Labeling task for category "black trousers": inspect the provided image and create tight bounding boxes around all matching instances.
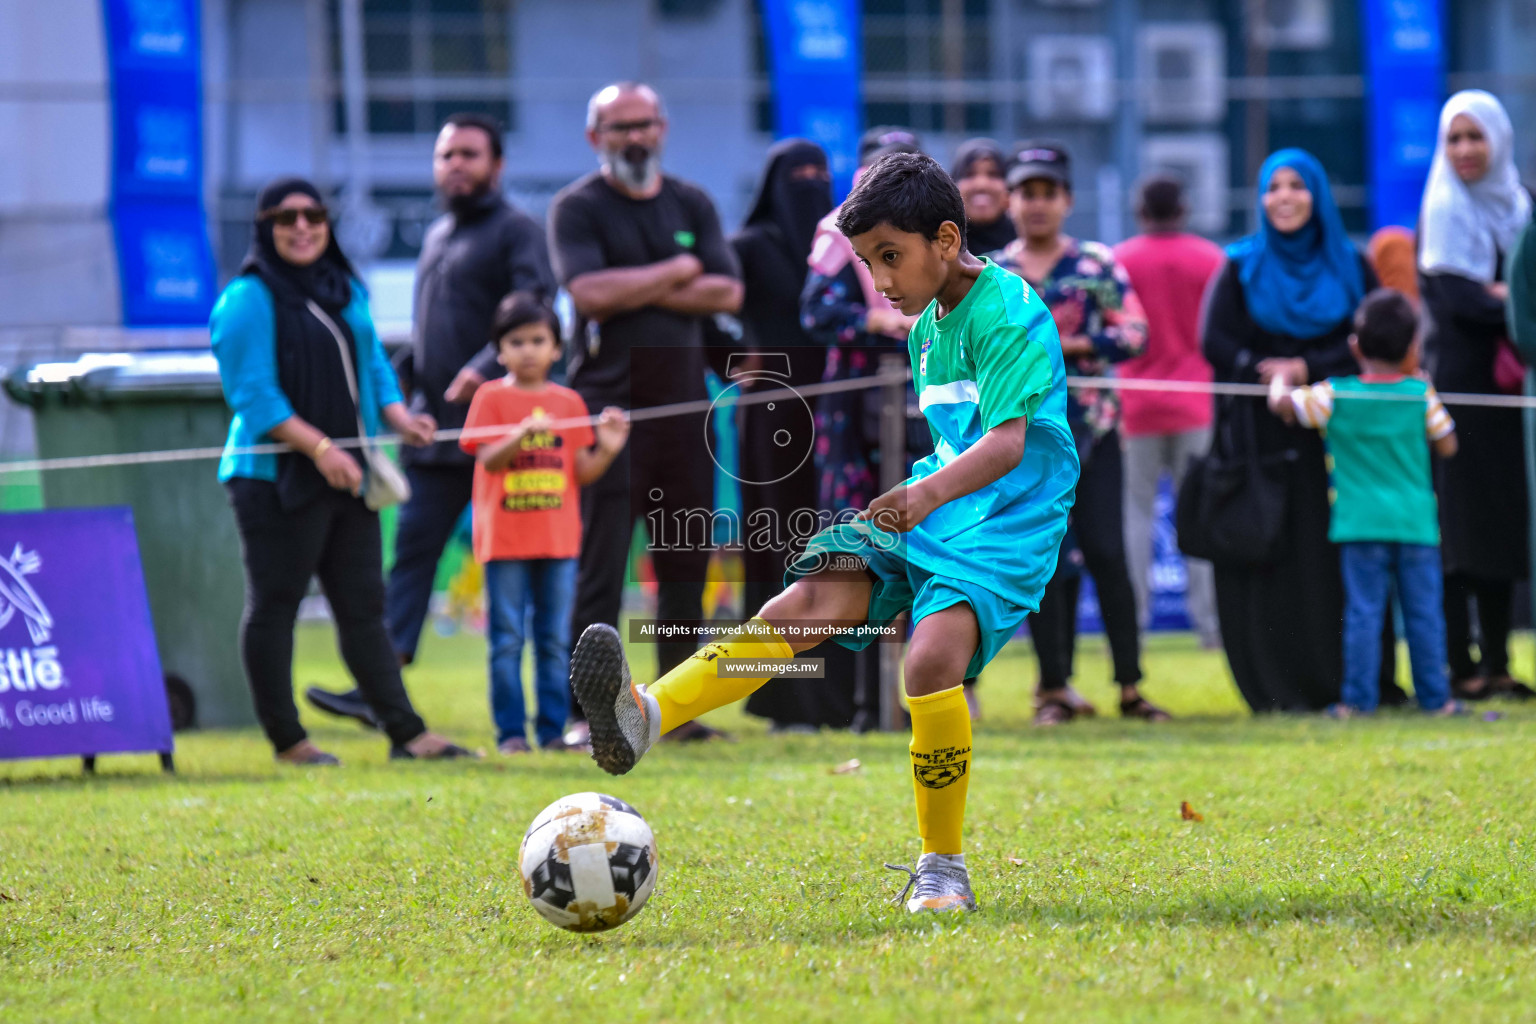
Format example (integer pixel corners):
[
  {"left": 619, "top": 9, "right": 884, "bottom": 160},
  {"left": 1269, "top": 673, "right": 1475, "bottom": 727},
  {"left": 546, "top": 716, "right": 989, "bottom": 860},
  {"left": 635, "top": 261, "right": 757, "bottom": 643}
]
[
  {"left": 1029, "top": 431, "right": 1143, "bottom": 690},
  {"left": 1213, "top": 431, "right": 1343, "bottom": 713},
  {"left": 1444, "top": 572, "right": 1514, "bottom": 680},
  {"left": 739, "top": 346, "right": 827, "bottom": 618},
  {"left": 570, "top": 413, "right": 714, "bottom": 718},
  {"left": 227, "top": 479, "right": 428, "bottom": 751},
  {"left": 736, "top": 347, "right": 860, "bottom": 730},
  {"left": 384, "top": 463, "right": 474, "bottom": 662}
]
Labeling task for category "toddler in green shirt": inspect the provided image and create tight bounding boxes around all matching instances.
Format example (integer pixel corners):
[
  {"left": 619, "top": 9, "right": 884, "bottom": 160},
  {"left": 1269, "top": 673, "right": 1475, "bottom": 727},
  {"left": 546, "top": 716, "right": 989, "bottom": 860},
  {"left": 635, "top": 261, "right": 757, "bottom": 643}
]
[{"left": 1268, "top": 289, "right": 1463, "bottom": 716}]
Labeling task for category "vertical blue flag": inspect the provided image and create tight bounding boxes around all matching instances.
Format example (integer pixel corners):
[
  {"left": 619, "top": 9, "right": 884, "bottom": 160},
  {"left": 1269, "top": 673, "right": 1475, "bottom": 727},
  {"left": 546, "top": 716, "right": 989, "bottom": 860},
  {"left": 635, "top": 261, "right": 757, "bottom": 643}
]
[
  {"left": 761, "top": 0, "right": 863, "bottom": 199},
  {"left": 102, "top": 0, "right": 217, "bottom": 326},
  {"left": 1361, "top": 0, "right": 1445, "bottom": 230}
]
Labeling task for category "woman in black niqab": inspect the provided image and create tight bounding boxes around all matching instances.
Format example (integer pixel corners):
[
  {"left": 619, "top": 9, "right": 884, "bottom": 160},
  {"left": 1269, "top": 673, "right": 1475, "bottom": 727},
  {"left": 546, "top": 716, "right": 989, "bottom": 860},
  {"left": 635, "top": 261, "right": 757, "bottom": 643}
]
[
  {"left": 734, "top": 138, "right": 834, "bottom": 335},
  {"left": 726, "top": 140, "right": 859, "bottom": 731}
]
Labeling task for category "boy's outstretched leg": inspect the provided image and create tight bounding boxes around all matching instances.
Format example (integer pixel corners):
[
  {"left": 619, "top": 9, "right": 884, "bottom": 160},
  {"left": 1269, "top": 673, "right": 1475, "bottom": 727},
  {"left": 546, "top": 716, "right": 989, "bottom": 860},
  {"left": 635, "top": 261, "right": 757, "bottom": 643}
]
[
  {"left": 894, "top": 602, "right": 979, "bottom": 913},
  {"left": 571, "top": 568, "right": 873, "bottom": 775}
]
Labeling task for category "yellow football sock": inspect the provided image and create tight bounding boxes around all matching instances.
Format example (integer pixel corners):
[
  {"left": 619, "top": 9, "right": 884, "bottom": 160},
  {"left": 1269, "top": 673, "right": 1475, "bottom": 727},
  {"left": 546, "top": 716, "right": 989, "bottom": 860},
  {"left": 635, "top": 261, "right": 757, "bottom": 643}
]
[
  {"left": 647, "top": 618, "right": 794, "bottom": 734},
  {"left": 908, "top": 685, "right": 972, "bottom": 855}
]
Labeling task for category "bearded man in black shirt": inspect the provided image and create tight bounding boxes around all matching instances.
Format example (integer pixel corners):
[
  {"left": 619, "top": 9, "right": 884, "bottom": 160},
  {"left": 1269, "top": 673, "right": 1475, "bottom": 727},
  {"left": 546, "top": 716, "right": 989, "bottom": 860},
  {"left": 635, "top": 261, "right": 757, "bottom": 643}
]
[
  {"left": 549, "top": 82, "right": 742, "bottom": 742},
  {"left": 306, "top": 112, "right": 554, "bottom": 729}
]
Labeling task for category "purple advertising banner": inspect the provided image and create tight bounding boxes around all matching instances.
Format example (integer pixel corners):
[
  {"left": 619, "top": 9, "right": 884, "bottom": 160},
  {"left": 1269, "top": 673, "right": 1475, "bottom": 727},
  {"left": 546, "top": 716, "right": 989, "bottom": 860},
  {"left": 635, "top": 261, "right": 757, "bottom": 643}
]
[{"left": 0, "top": 508, "right": 173, "bottom": 761}]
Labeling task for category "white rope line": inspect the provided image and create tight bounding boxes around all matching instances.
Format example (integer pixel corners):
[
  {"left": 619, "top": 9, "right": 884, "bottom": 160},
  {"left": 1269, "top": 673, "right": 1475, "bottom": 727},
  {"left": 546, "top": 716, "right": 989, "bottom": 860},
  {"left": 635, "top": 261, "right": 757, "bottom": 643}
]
[
  {"left": 0, "top": 369, "right": 1529, "bottom": 476},
  {"left": 1063, "top": 375, "right": 1536, "bottom": 408},
  {"left": 0, "top": 370, "right": 905, "bottom": 476}
]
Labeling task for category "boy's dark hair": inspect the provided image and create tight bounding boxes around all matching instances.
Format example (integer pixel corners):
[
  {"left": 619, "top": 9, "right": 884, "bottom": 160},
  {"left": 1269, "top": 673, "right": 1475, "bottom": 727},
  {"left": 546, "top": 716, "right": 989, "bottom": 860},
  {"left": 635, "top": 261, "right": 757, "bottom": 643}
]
[
  {"left": 442, "top": 111, "right": 504, "bottom": 160},
  {"left": 491, "top": 291, "right": 560, "bottom": 344},
  {"left": 836, "top": 152, "right": 967, "bottom": 248},
  {"left": 1137, "top": 175, "right": 1186, "bottom": 224},
  {"left": 1353, "top": 288, "right": 1418, "bottom": 363}
]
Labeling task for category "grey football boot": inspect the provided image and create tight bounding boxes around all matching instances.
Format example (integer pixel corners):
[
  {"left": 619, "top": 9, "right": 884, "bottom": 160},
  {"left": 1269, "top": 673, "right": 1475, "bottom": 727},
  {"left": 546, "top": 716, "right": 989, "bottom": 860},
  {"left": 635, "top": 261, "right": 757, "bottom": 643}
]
[
  {"left": 886, "top": 853, "right": 978, "bottom": 913},
  {"left": 569, "top": 623, "right": 661, "bottom": 775}
]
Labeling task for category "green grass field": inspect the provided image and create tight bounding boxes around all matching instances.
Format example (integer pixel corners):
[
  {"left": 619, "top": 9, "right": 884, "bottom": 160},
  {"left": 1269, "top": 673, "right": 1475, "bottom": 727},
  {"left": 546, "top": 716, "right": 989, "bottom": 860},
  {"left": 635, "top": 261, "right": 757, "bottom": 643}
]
[{"left": 3, "top": 626, "right": 1535, "bottom": 1022}]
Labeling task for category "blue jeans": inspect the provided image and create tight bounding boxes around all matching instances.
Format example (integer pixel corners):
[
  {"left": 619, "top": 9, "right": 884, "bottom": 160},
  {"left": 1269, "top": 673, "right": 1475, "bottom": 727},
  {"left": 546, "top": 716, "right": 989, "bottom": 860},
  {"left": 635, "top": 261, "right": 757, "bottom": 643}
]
[
  {"left": 485, "top": 558, "right": 577, "bottom": 746},
  {"left": 1340, "top": 543, "right": 1450, "bottom": 712}
]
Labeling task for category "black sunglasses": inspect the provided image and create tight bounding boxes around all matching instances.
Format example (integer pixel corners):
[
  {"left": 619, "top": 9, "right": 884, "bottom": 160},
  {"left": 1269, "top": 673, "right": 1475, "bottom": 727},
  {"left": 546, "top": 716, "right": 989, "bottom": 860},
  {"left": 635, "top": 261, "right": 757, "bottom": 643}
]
[{"left": 260, "top": 206, "right": 329, "bottom": 227}]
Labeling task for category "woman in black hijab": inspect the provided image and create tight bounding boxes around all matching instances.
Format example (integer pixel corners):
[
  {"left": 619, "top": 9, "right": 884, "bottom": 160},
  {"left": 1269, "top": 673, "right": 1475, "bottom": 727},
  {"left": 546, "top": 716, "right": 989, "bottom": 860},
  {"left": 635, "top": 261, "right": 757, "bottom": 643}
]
[
  {"left": 211, "top": 177, "right": 473, "bottom": 764},
  {"left": 952, "top": 138, "right": 1016, "bottom": 256},
  {"left": 719, "top": 140, "right": 854, "bottom": 731}
]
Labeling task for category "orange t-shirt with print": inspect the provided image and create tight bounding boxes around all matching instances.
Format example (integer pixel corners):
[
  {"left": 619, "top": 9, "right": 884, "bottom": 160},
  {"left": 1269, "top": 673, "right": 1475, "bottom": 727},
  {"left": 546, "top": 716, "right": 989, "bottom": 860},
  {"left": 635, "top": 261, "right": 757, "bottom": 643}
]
[{"left": 460, "top": 380, "right": 594, "bottom": 563}]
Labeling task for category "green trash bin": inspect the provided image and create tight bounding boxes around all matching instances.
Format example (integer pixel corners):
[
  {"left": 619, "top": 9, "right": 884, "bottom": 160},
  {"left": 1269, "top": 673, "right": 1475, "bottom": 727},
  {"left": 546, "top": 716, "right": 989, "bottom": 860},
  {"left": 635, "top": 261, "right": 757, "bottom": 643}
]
[{"left": 3, "top": 351, "right": 251, "bottom": 730}]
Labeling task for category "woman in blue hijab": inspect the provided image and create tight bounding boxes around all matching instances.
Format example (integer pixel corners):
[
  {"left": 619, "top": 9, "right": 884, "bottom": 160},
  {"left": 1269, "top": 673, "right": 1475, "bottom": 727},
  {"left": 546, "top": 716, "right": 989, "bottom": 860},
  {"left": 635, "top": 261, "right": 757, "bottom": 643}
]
[
  {"left": 1200, "top": 149, "right": 1379, "bottom": 713},
  {"left": 1228, "top": 149, "right": 1365, "bottom": 338}
]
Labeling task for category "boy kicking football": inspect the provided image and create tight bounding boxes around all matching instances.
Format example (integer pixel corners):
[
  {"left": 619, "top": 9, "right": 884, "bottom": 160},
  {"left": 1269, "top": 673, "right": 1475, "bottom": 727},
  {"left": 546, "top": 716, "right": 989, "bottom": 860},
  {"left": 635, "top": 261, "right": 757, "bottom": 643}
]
[{"left": 571, "top": 153, "right": 1079, "bottom": 913}]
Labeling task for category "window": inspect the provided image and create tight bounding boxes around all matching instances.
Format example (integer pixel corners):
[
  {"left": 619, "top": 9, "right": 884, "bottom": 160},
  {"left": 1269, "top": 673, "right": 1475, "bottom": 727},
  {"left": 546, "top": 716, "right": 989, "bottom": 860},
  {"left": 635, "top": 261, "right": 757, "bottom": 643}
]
[
  {"left": 330, "top": 0, "right": 513, "bottom": 136},
  {"left": 657, "top": 0, "right": 723, "bottom": 18},
  {"left": 747, "top": 0, "right": 995, "bottom": 137},
  {"left": 863, "top": 0, "right": 991, "bottom": 78},
  {"left": 863, "top": 0, "right": 992, "bottom": 134}
]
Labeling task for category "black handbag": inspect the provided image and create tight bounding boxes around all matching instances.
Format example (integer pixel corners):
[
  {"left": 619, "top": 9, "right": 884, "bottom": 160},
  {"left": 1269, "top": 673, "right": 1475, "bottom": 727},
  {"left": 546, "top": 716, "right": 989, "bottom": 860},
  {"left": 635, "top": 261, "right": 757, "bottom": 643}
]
[{"left": 1176, "top": 388, "right": 1297, "bottom": 566}]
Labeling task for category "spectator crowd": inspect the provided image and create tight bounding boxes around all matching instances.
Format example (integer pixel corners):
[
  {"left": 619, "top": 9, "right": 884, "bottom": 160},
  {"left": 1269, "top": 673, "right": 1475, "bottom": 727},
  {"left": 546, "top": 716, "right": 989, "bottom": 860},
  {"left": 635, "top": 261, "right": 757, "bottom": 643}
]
[{"left": 208, "top": 82, "right": 1536, "bottom": 764}]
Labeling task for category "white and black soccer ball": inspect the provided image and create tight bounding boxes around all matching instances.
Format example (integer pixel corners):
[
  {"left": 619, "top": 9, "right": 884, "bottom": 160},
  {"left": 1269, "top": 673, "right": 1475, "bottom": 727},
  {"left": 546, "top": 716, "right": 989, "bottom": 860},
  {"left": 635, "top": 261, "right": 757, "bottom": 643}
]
[{"left": 519, "top": 792, "right": 658, "bottom": 933}]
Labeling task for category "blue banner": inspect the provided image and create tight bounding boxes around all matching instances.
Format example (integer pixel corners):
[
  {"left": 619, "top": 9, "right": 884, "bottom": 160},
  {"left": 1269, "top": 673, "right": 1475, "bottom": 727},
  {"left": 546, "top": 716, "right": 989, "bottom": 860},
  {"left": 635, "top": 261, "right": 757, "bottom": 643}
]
[
  {"left": 102, "top": 0, "right": 216, "bottom": 325},
  {"left": 761, "top": 0, "right": 863, "bottom": 199},
  {"left": 1362, "top": 0, "right": 1445, "bottom": 229}
]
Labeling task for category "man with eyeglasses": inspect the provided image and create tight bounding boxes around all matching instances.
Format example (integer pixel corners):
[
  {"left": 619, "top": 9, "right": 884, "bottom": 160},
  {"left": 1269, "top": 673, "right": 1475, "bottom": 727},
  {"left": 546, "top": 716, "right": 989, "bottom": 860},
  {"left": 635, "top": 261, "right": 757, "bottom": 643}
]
[
  {"left": 548, "top": 82, "right": 742, "bottom": 744},
  {"left": 306, "top": 111, "right": 555, "bottom": 730}
]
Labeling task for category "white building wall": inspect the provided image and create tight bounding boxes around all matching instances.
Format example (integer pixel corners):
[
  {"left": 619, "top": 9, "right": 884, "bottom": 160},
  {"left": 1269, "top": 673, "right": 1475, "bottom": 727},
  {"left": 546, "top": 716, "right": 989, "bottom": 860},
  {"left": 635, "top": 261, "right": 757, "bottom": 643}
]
[
  {"left": 221, "top": 0, "right": 329, "bottom": 191},
  {"left": 0, "top": 0, "right": 121, "bottom": 330},
  {"left": 209, "top": 0, "right": 765, "bottom": 240}
]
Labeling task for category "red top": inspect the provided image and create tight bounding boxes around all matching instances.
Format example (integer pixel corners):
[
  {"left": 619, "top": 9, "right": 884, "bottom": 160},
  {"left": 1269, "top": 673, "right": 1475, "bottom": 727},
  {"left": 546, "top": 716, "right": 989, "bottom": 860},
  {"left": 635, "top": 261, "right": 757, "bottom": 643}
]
[
  {"left": 460, "top": 380, "right": 593, "bottom": 563},
  {"left": 1112, "top": 232, "right": 1226, "bottom": 437}
]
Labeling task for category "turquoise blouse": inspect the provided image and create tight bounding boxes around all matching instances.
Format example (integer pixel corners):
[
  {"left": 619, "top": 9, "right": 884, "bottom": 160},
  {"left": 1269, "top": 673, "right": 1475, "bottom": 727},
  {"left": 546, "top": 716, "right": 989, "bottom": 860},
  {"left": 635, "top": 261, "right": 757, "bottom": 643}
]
[{"left": 209, "top": 276, "right": 402, "bottom": 482}]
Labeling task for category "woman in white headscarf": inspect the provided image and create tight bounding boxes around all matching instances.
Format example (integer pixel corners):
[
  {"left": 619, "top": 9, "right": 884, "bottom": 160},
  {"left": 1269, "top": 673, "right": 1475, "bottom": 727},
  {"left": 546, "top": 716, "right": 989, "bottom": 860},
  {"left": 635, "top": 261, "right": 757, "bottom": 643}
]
[{"left": 1419, "top": 89, "right": 1534, "bottom": 701}]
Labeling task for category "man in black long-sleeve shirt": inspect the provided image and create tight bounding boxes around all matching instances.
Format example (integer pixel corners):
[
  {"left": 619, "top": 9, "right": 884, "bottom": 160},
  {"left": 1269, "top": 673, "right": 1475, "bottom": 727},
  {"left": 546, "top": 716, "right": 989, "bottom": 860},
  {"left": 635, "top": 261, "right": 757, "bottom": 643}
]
[
  {"left": 307, "top": 113, "right": 554, "bottom": 727},
  {"left": 394, "top": 113, "right": 555, "bottom": 652}
]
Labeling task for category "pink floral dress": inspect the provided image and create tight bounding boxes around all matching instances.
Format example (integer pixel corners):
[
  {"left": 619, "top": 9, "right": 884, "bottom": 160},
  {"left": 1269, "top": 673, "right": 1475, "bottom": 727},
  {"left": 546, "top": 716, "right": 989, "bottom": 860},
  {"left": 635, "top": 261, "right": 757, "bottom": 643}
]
[{"left": 995, "top": 238, "right": 1149, "bottom": 437}]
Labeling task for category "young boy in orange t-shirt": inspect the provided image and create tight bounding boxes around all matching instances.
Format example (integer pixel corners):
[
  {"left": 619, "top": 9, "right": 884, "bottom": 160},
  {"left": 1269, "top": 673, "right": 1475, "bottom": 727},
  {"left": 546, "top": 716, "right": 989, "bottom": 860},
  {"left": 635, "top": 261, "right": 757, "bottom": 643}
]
[{"left": 461, "top": 293, "right": 628, "bottom": 754}]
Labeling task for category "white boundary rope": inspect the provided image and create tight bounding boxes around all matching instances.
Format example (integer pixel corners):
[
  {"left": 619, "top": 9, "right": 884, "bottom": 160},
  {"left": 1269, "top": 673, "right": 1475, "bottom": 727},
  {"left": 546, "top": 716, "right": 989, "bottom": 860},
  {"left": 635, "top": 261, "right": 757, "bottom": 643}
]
[
  {"left": 0, "top": 370, "right": 900, "bottom": 475},
  {"left": 1, "top": 369, "right": 1530, "bottom": 476},
  {"left": 1073, "top": 375, "right": 1536, "bottom": 408}
]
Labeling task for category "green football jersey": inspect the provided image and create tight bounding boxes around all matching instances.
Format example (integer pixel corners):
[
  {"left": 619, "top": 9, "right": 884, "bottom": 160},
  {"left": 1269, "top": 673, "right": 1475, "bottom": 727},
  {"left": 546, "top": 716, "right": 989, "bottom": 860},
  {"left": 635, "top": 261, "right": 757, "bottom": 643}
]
[
  {"left": 897, "top": 258, "right": 1079, "bottom": 608},
  {"left": 1290, "top": 375, "right": 1453, "bottom": 546}
]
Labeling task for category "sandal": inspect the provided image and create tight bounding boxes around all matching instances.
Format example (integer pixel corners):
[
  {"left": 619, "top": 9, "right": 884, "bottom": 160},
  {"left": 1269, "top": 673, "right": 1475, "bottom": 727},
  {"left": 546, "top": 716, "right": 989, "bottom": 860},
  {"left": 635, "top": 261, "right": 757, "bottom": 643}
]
[
  {"left": 1454, "top": 676, "right": 1536, "bottom": 701},
  {"left": 390, "top": 741, "right": 480, "bottom": 761},
  {"left": 1452, "top": 676, "right": 1493, "bottom": 701},
  {"left": 275, "top": 743, "right": 340, "bottom": 766},
  {"left": 1036, "top": 686, "right": 1096, "bottom": 716},
  {"left": 1032, "top": 701, "right": 1075, "bottom": 726},
  {"left": 1488, "top": 676, "right": 1536, "bottom": 701},
  {"left": 1119, "top": 696, "right": 1172, "bottom": 722}
]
